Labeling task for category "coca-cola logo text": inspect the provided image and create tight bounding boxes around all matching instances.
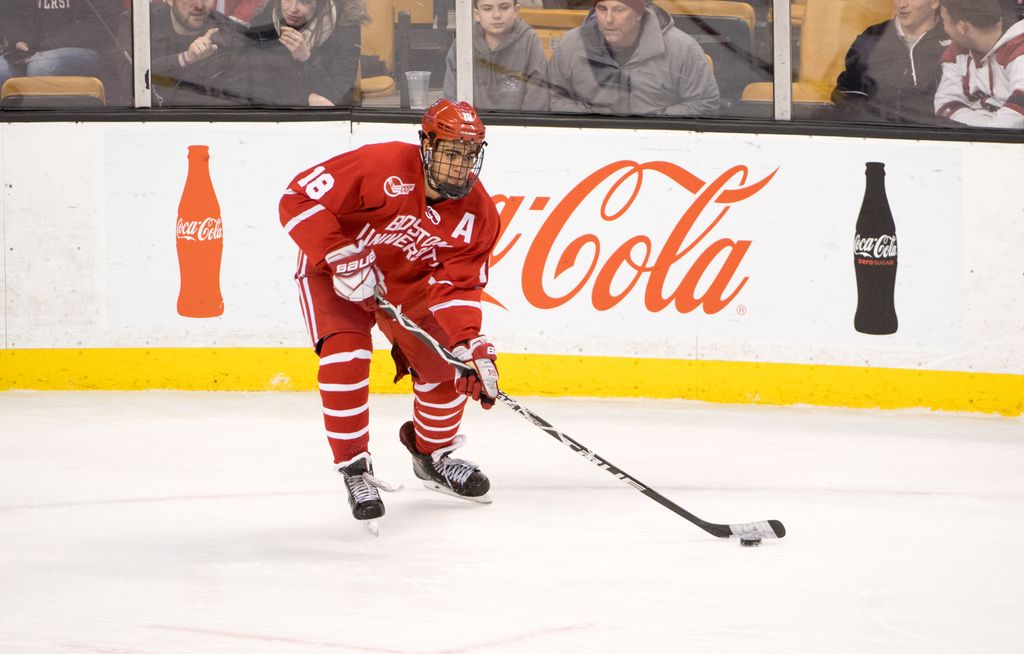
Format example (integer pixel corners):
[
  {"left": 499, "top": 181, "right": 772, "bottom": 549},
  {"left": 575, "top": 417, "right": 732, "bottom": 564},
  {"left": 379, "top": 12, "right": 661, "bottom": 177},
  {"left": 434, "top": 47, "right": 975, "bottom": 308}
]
[
  {"left": 854, "top": 234, "right": 897, "bottom": 260},
  {"left": 177, "top": 217, "right": 223, "bottom": 241},
  {"left": 489, "top": 161, "right": 776, "bottom": 314}
]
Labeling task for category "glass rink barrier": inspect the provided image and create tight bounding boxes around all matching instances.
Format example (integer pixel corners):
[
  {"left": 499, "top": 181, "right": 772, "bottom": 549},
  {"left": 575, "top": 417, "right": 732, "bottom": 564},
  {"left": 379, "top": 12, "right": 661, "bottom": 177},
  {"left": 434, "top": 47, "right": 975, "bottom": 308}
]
[{"left": 0, "top": 0, "right": 1020, "bottom": 132}]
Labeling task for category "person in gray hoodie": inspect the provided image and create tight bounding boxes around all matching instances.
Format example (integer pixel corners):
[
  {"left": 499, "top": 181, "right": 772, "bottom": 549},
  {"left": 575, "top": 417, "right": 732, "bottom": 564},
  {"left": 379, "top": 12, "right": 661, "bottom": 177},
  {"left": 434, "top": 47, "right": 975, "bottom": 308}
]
[
  {"left": 548, "top": 0, "right": 718, "bottom": 116},
  {"left": 443, "top": 0, "right": 548, "bottom": 111}
]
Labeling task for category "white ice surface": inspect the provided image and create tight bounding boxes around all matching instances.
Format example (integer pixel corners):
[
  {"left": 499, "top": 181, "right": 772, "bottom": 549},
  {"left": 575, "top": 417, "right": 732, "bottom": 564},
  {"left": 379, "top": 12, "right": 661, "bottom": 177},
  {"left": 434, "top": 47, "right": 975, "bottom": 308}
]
[{"left": 1, "top": 391, "right": 1022, "bottom": 653}]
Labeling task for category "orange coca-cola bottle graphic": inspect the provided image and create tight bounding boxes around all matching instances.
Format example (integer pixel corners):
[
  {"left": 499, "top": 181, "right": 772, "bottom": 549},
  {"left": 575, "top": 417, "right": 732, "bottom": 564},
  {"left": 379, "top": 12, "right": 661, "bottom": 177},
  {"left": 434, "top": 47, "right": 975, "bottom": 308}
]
[{"left": 176, "top": 145, "right": 224, "bottom": 317}]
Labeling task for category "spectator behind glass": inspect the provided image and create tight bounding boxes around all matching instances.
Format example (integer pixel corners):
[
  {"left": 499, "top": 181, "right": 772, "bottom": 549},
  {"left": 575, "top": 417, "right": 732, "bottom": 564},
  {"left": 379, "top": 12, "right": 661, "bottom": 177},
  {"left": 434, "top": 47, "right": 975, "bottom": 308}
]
[
  {"left": 442, "top": 0, "right": 548, "bottom": 112},
  {"left": 243, "top": 0, "right": 365, "bottom": 107},
  {"left": 149, "top": 0, "right": 249, "bottom": 106},
  {"left": 935, "top": 0, "right": 1024, "bottom": 128},
  {"left": 0, "top": 0, "right": 119, "bottom": 90},
  {"left": 547, "top": 0, "right": 718, "bottom": 116},
  {"left": 832, "top": 0, "right": 949, "bottom": 125}
]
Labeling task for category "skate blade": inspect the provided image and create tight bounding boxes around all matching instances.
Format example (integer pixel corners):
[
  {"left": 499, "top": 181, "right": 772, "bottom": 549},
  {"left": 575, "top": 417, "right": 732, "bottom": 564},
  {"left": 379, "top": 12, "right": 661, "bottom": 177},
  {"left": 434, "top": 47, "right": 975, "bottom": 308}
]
[
  {"left": 421, "top": 480, "right": 492, "bottom": 504},
  {"left": 364, "top": 519, "right": 382, "bottom": 536}
]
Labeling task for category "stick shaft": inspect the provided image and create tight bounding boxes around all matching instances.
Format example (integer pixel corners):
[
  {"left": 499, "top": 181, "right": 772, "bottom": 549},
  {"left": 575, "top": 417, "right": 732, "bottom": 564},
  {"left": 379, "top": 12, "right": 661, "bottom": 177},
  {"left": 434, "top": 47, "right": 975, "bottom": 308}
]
[{"left": 373, "top": 292, "right": 784, "bottom": 540}]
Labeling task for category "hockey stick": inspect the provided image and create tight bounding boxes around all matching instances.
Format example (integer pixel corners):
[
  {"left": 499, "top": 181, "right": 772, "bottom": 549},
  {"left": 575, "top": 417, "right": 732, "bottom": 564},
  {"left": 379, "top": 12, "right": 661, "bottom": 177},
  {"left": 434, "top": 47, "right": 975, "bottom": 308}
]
[{"left": 374, "top": 290, "right": 786, "bottom": 541}]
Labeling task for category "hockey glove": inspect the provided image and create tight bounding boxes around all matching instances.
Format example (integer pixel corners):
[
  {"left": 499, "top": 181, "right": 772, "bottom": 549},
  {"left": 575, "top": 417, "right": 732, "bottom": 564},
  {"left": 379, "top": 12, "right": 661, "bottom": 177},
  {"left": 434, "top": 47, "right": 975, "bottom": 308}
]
[
  {"left": 452, "top": 336, "right": 499, "bottom": 409},
  {"left": 325, "top": 244, "right": 385, "bottom": 311}
]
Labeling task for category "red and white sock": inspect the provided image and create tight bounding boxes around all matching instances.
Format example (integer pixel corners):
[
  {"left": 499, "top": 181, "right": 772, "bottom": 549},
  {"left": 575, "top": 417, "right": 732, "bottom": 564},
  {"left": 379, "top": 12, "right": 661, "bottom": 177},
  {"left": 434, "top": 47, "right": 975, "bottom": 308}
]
[
  {"left": 411, "top": 380, "right": 466, "bottom": 455},
  {"left": 318, "top": 332, "right": 372, "bottom": 467}
]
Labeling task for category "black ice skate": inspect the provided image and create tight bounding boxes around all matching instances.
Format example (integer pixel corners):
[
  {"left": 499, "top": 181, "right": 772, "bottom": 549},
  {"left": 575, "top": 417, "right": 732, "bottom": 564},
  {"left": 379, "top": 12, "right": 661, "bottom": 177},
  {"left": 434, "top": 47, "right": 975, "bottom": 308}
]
[
  {"left": 337, "top": 453, "right": 401, "bottom": 535},
  {"left": 399, "top": 421, "right": 492, "bottom": 503}
]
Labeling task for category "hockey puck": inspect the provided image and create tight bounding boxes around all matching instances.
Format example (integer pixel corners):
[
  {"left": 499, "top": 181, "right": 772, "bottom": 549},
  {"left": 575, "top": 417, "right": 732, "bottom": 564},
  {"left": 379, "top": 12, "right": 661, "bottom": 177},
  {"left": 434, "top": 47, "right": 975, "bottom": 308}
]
[{"left": 739, "top": 537, "right": 762, "bottom": 547}]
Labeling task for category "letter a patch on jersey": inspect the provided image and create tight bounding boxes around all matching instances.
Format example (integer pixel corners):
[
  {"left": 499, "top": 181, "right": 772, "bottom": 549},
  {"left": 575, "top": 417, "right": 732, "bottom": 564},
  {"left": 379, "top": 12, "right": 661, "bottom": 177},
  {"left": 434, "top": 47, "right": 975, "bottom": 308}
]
[{"left": 451, "top": 212, "right": 476, "bottom": 244}]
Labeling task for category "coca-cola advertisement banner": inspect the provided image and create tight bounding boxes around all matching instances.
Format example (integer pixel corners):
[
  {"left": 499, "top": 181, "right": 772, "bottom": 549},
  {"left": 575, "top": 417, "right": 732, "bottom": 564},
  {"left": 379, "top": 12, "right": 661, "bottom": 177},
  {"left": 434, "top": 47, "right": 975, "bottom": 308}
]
[{"left": 101, "top": 123, "right": 965, "bottom": 371}]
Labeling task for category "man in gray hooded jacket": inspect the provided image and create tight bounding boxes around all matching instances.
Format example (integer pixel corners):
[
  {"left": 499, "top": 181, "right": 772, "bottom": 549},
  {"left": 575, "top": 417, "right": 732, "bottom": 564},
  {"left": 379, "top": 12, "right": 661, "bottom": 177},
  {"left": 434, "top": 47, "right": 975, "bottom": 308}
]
[
  {"left": 548, "top": 0, "right": 718, "bottom": 116},
  {"left": 443, "top": 0, "right": 549, "bottom": 111}
]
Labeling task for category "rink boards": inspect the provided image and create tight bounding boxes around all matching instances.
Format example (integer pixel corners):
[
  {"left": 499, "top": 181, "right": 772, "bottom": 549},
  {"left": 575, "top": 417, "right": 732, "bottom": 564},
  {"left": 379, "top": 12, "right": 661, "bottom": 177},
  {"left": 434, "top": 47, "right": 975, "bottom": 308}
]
[{"left": 0, "top": 121, "right": 1021, "bottom": 414}]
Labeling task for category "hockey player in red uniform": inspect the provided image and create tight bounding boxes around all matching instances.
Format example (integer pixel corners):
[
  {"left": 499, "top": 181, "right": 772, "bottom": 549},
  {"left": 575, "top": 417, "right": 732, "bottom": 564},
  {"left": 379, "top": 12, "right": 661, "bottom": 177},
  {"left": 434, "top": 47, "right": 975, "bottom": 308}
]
[{"left": 279, "top": 99, "right": 501, "bottom": 531}]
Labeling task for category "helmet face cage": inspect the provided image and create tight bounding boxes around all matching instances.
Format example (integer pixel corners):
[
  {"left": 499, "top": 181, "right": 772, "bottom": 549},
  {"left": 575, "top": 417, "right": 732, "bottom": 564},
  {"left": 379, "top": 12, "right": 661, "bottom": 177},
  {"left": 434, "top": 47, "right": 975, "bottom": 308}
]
[
  {"left": 420, "top": 135, "right": 486, "bottom": 200},
  {"left": 419, "top": 99, "right": 487, "bottom": 200}
]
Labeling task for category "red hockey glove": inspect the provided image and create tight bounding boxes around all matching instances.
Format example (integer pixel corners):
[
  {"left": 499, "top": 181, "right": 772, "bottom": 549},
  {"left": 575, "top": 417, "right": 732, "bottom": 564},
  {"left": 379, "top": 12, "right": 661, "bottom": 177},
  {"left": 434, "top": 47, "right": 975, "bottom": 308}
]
[
  {"left": 324, "top": 244, "right": 385, "bottom": 311},
  {"left": 452, "top": 336, "right": 499, "bottom": 409}
]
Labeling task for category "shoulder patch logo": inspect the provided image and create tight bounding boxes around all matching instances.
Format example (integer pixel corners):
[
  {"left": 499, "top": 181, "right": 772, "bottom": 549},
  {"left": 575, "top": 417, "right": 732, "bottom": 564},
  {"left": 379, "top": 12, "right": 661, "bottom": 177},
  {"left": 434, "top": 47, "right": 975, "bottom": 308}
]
[
  {"left": 425, "top": 206, "right": 441, "bottom": 226},
  {"left": 384, "top": 176, "right": 416, "bottom": 197}
]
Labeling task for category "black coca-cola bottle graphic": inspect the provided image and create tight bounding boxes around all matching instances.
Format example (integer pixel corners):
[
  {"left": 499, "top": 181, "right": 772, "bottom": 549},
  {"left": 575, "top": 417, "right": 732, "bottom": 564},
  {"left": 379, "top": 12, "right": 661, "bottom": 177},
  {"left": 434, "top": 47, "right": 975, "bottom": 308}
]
[{"left": 854, "top": 162, "right": 898, "bottom": 334}]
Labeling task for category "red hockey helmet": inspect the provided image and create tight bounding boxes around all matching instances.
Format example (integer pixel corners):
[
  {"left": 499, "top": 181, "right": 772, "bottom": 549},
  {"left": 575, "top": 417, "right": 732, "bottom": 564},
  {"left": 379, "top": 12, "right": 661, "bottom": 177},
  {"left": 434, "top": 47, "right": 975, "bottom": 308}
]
[
  {"left": 421, "top": 98, "right": 486, "bottom": 144},
  {"left": 419, "top": 99, "right": 487, "bottom": 199}
]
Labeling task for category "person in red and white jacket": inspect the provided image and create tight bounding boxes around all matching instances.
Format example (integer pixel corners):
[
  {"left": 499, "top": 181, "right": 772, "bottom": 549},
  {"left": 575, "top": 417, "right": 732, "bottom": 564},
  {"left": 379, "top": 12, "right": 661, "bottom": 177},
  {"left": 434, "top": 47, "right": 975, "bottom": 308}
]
[
  {"left": 279, "top": 99, "right": 501, "bottom": 530},
  {"left": 934, "top": 0, "right": 1024, "bottom": 128}
]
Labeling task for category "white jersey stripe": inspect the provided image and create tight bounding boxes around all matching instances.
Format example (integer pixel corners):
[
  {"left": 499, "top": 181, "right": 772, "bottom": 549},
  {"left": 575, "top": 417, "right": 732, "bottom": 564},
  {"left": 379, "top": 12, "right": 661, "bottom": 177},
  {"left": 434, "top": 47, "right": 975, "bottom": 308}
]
[
  {"left": 296, "top": 278, "right": 312, "bottom": 342},
  {"left": 429, "top": 299, "right": 482, "bottom": 313},
  {"left": 320, "top": 350, "right": 373, "bottom": 366},
  {"left": 284, "top": 203, "right": 330, "bottom": 234},
  {"left": 319, "top": 380, "right": 370, "bottom": 392},
  {"left": 295, "top": 253, "right": 319, "bottom": 344},
  {"left": 416, "top": 409, "right": 461, "bottom": 421},
  {"left": 299, "top": 275, "right": 318, "bottom": 344},
  {"left": 415, "top": 429, "right": 456, "bottom": 444},
  {"left": 413, "top": 381, "right": 441, "bottom": 392},
  {"left": 416, "top": 395, "right": 467, "bottom": 410},
  {"left": 326, "top": 425, "right": 370, "bottom": 441},
  {"left": 413, "top": 417, "right": 457, "bottom": 433},
  {"left": 323, "top": 403, "right": 370, "bottom": 418}
]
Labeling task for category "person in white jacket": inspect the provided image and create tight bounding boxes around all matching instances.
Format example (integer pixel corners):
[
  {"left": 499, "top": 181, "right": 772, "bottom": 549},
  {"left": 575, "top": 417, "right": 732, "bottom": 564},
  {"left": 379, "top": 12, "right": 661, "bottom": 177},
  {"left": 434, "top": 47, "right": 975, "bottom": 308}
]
[{"left": 934, "top": 0, "right": 1024, "bottom": 128}]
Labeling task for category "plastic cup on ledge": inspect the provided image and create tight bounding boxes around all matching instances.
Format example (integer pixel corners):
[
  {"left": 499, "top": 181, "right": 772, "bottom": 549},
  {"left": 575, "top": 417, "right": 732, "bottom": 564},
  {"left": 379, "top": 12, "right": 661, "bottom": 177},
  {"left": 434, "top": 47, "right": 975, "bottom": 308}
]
[{"left": 405, "top": 71, "right": 431, "bottom": 110}]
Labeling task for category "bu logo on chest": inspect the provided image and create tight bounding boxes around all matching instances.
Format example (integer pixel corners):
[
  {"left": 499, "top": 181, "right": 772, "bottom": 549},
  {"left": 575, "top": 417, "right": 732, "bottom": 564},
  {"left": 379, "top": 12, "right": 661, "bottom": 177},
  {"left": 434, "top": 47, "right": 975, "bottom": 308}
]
[{"left": 356, "top": 211, "right": 476, "bottom": 266}]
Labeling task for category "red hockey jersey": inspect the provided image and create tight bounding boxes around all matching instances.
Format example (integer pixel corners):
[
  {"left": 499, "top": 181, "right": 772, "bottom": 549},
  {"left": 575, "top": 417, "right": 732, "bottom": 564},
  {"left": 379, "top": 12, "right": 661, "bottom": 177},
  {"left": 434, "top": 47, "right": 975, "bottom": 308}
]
[{"left": 279, "top": 141, "right": 500, "bottom": 347}]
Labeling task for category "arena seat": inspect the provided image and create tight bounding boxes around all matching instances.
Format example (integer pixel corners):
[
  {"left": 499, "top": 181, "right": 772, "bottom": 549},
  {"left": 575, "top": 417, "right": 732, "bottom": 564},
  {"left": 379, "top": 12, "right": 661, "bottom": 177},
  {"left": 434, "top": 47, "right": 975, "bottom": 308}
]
[
  {"left": 393, "top": 0, "right": 434, "bottom": 24},
  {"left": 654, "top": 0, "right": 758, "bottom": 108},
  {"left": 354, "top": 59, "right": 396, "bottom": 104},
  {"left": 0, "top": 76, "right": 106, "bottom": 108},
  {"left": 740, "top": 0, "right": 893, "bottom": 107},
  {"left": 654, "top": 0, "right": 755, "bottom": 34},
  {"left": 517, "top": 8, "right": 588, "bottom": 59},
  {"left": 359, "top": 1, "right": 438, "bottom": 105},
  {"left": 767, "top": 0, "right": 805, "bottom": 26},
  {"left": 361, "top": 1, "right": 397, "bottom": 76},
  {"left": 517, "top": 7, "right": 589, "bottom": 29},
  {"left": 391, "top": 8, "right": 455, "bottom": 108}
]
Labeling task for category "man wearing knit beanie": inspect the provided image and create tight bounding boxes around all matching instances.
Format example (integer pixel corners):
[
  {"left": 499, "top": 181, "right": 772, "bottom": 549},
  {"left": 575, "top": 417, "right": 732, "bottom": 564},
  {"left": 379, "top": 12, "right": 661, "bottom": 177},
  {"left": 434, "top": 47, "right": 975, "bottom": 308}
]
[
  {"left": 593, "top": 0, "right": 648, "bottom": 48},
  {"left": 596, "top": 0, "right": 646, "bottom": 13},
  {"left": 548, "top": 0, "right": 718, "bottom": 116}
]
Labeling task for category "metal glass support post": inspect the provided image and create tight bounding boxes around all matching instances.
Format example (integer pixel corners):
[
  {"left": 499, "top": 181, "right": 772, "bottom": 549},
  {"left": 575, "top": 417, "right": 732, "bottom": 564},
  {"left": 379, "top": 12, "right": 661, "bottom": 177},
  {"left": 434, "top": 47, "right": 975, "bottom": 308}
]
[
  {"left": 131, "top": 0, "right": 152, "bottom": 108},
  {"left": 771, "top": 0, "right": 792, "bottom": 121},
  {"left": 454, "top": 0, "right": 474, "bottom": 105}
]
